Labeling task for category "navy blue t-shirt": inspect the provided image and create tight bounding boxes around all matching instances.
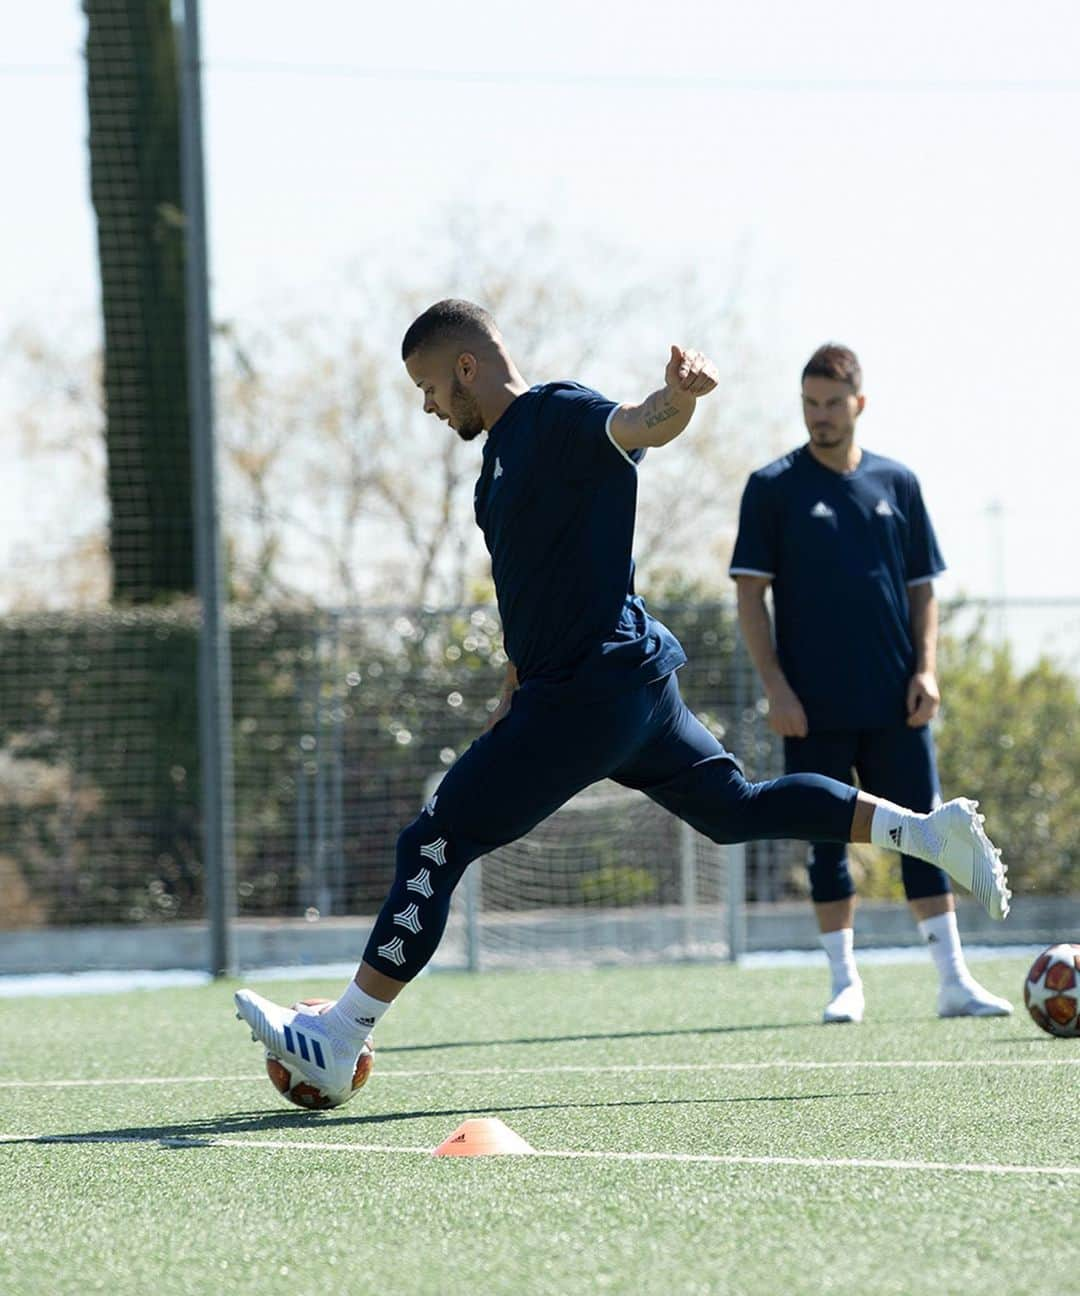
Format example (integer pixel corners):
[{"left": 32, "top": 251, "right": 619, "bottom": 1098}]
[
  {"left": 729, "top": 446, "right": 945, "bottom": 730},
  {"left": 475, "top": 382, "right": 685, "bottom": 699}
]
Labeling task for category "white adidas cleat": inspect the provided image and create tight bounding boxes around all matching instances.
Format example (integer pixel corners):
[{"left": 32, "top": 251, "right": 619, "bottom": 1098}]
[
  {"left": 234, "top": 988, "right": 365, "bottom": 1103},
  {"left": 930, "top": 798, "right": 1011, "bottom": 920},
  {"left": 823, "top": 981, "right": 865, "bottom": 1024},
  {"left": 937, "top": 979, "right": 1014, "bottom": 1019}
]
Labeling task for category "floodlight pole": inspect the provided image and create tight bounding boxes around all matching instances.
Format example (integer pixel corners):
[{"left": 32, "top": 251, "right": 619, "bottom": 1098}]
[{"left": 178, "top": 0, "right": 237, "bottom": 978}]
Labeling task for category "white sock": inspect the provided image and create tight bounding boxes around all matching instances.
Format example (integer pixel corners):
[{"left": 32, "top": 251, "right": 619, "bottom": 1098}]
[
  {"left": 821, "top": 928, "right": 859, "bottom": 994},
  {"left": 918, "top": 910, "right": 969, "bottom": 988},
  {"left": 321, "top": 979, "right": 392, "bottom": 1047},
  {"left": 870, "top": 800, "right": 942, "bottom": 863}
]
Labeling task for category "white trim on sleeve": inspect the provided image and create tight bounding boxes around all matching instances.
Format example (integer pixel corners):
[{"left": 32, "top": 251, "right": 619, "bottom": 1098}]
[
  {"left": 905, "top": 572, "right": 944, "bottom": 587},
  {"left": 605, "top": 406, "right": 637, "bottom": 466},
  {"left": 729, "top": 567, "right": 775, "bottom": 580}
]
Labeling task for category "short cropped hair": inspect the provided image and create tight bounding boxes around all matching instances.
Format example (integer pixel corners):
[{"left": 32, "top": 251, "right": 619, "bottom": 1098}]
[
  {"left": 400, "top": 299, "right": 497, "bottom": 362},
  {"left": 802, "top": 344, "right": 862, "bottom": 394}
]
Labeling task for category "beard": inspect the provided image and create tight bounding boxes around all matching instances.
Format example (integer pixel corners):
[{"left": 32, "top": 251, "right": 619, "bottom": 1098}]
[{"left": 450, "top": 375, "right": 485, "bottom": 441}]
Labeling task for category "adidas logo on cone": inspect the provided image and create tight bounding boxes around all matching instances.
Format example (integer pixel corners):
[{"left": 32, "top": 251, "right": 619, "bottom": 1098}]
[{"left": 433, "top": 1118, "right": 535, "bottom": 1157}]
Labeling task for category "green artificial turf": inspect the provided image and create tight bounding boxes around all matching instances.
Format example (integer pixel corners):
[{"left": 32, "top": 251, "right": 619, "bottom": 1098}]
[{"left": 1, "top": 958, "right": 1076, "bottom": 1295}]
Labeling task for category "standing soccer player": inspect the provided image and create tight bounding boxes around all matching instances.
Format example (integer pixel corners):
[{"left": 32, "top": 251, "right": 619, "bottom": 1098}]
[
  {"left": 235, "top": 304, "right": 1009, "bottom": 1095},
  {"left": 730, "top": 343, "right": 1012, "bottom": 1024}
]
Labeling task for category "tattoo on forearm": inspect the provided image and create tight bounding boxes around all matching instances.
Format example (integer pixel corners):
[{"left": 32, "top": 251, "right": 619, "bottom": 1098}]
[{"left": 643, "top": 395, "right": 680, "bottom": 428}]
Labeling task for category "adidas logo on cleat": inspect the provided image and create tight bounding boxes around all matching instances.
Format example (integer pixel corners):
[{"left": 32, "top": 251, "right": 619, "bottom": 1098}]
[
  {"left": 888, "top": 826, "right": 903, "bottom": 847},
  {"left": 283, "top": 1024, "right": 327, "bottom": 1069}
]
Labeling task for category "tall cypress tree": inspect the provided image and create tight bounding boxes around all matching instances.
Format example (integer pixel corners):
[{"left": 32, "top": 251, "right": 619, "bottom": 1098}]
[
  {"left": 84, "top": 1, "right": 200, "bottom": 913},
  {"left": 85, "top": 0, "right": 194, "bottom": 602}
]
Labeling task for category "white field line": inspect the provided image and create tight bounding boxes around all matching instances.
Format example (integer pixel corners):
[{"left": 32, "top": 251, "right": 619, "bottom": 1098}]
[
  {"left": 0, "top": 1057, "right": 1076, "bottom": 1090},
  {"left": 0, "top": 1131, "right": 1076, "bottom": 1178}
]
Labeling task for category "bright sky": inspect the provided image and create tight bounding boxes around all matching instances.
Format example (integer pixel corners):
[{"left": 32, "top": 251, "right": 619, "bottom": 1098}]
[{"left": 3, "top": 0, "right": 1080, "bottom": 604}]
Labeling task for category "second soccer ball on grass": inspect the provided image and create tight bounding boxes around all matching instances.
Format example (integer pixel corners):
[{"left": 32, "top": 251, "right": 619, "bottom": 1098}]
[{"left": 1024, "top": 944, "right": 1080, "bottom": 1038}]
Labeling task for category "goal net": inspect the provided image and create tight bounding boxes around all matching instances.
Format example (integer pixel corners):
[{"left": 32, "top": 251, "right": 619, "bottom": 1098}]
[{"left": 436, "top": 776, "right": 746, "bottom": 971}]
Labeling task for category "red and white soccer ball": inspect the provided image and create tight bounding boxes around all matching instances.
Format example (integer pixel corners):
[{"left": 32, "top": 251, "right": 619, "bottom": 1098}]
[
  {"left": 265, "top": 998, "right": 375, "bottom": 1110},
  {"left": 1024, "top": 944, "right": 1080, "bottom": 1038}
]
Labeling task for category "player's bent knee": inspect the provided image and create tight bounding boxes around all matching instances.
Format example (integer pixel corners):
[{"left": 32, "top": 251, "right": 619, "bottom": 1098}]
[
  {"left": 364, "top": 816, "right": 470, "bottom": 981},
  {"left": 391, "top": 814, "right": 485, "bottom": 910},
  {"left": 900, "top": 856, "right": 952, "bottom": 901},
  {"left": 808, "top": 853, "right": 856, "bottom": 903},
  {"left": 703, "top": 764, "right": 776, "bottom": 843},
  {"left": 661, "top": 761, "right": 760, "bottom": 845},
  {"left": 394, "top": 815, "right": 453, "bottom": 882}
]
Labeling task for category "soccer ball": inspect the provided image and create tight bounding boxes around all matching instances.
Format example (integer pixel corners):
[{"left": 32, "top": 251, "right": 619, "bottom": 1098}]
[
  {"left": 265, "top": 998, "right": 375, "bottom": 1110},
  {"left": 1023, "top": 944, "right": 1080, "bottom": 1038}
]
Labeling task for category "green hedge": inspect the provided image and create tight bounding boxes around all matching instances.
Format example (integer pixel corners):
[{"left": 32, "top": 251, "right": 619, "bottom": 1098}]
[{"left": 1, "top": 600, "right": 1075, "bottom": 927}]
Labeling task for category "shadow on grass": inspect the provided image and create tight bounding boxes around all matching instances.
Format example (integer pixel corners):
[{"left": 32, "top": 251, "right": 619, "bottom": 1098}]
[
  {"left": 378, "top": 1020, "right": 825, "bottom": 1055},
  {"left": 986, "top": 1034, "right": 1062, "bottom": 1046},
  {"left": 2, "top": 1088, "right": 894, "bottom": 1149}
]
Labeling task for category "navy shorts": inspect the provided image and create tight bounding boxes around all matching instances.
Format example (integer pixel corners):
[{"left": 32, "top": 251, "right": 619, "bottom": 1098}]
[
  {"left": 363, "top": 672, "right": 858, "bottom": 979},
  {"left": 784, "top": 725, "right": 949, "bottom": 902}
]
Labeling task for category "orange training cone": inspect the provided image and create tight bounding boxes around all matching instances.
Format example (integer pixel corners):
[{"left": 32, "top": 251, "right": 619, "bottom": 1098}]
[{"left": 433, "top": 1117, "right": 535, "bottom": 1157}]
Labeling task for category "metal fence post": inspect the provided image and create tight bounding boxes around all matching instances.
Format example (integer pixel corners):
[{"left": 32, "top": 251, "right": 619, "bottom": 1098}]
[
  {"left": 178, "top": 0, "right": 236, "bottom": 977},
  {"left": 313, "top": 618, "right": 330, "bottom": 918},
  {"left": 679, "top": 819, "right": 697, "bottom": 954},
  {"left": 463, "top": 861, "right": 482, "bottom": 973},
  {"left": 726, "top": 843, "right": 746, "bottom": 963},
  {"left": 330, "top": 611, "right": 346, "bottom": 916}
]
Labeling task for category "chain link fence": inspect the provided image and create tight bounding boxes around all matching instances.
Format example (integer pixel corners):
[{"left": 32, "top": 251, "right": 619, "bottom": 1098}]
[{"left": 2, "top": 597, "right": 1078, "bottom": 938}]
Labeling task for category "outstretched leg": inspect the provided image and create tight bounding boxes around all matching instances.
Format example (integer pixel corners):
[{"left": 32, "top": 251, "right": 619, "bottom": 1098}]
[{"left": 612, "top": 675, "right": 1010, "bottom": 917}]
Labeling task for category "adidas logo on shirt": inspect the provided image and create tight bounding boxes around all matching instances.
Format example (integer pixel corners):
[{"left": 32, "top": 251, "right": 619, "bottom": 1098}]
[
  {"left": 494, "top": 457, "right": 504, "bottom": 479},
  {"left": 810, "top": 501, "right": 835, "bottom": 519},
  {"left": 875, "top": 499, "right": 894, "bottom": 516}
]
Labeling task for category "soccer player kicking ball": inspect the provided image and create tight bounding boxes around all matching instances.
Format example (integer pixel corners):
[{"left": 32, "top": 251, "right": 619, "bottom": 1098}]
[{"left": 235, "top": 300, "right": 1009, "bottom": 1099}]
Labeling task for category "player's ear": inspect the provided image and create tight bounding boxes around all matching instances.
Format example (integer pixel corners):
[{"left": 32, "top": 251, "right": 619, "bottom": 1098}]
[
  {"left": 854, "top": 394, "right": 866, "bottom": 418},
  {"left": 456, "top": 351, "right": 478, "bottom": 385}
]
